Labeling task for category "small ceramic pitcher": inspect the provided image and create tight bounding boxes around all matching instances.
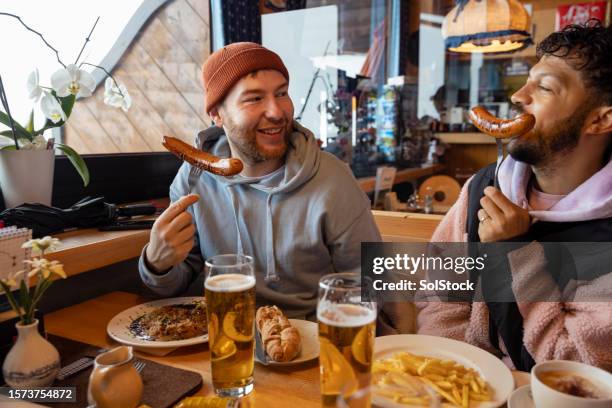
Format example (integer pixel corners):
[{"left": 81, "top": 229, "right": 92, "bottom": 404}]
[{"left": 87, "top": 346, "right": 143, "bottom": 408}]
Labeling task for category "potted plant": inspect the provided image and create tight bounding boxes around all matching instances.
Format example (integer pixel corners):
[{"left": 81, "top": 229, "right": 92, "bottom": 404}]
[
  {"left": 0, "top": 13, "right": 131, "bottom": 208},
  {"left": 0, "top": 236, "right": 66, "bottom": 387}
]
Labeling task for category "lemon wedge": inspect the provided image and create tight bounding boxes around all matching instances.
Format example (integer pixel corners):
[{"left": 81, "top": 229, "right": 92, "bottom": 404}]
[
  {"left": 211, "top": 334, "right": 237, "bottom": 362},
  {"left": 208, "top": 313, "right": 219, "bottom": 339},
  {"left": 222, "top": 312, "right": 253, "bottom": 342},
  {"left": 319, "top": 337, "right": 358, "bottom": 397},
  {"left": 351, "top": 324, "right": 374, "bottom": 366}
]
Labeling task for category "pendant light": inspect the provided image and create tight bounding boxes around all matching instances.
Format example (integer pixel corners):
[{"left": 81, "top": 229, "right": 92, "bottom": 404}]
[{"left": 442, "top": 0, "right": 533, "bottom": 53}]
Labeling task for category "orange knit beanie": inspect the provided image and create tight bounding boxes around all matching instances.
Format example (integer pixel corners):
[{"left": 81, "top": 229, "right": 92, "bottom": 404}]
[{"left": 202, "top": 42, "right": 289, "bottom": 113}]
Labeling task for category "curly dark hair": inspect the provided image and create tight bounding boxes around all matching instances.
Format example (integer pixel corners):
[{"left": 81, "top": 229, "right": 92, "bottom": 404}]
[{"left": 537, "top": 19, "right": 612, "bottom": 105}]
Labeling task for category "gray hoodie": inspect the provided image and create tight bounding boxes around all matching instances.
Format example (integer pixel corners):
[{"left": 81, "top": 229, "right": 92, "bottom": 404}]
[{"left": 139, "top": 121, "right": 381, "bottom": 318}]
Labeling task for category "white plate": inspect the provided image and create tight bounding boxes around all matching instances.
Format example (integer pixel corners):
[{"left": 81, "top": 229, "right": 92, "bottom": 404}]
[
  {"left": 373, "top": 334, "right": 514, "bottom": 408},
  {"left": 508, "top": 385, "right": 534, "bottom": 408},
  {"left": 107, "top": 297, "right": 208, "bottom": 348},
  {"left": 256, "top": 319, "right": 319, "bottom": 366}
]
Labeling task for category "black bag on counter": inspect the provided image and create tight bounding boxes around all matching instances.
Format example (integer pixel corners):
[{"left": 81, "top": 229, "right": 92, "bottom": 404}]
[{"left": 0, "top": 197, "right": 156, "bottom": 237}]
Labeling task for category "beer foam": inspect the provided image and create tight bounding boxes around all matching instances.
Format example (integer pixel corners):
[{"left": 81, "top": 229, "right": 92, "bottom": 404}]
[
  {"left": 205, "top": 273, "right": 255, "bottom": 292},
  {"left": 317, "top": 303, "right": 376, "bottom": 327}
]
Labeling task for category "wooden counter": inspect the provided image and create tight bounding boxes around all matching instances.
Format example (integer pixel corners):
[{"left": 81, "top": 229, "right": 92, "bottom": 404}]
[
  {"left": 436, "top": 132, "right": 510, "bottom": 145},
  {"left": 46, "top": 227, "right": 152, "bottom": 277},
  {"left": 357, "top": 164, "right": 446, "bottom": 193},
  {"left": 46, "top": 164, "right": 447, "bottom": 277},
  {"left": 45, "top": 210, "right": 442, "bottom": 280}
]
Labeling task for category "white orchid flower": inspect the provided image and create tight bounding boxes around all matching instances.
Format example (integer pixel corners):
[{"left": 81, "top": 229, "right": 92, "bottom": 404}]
[
  {"left": 103, "top": 77, "right": 132, "bottom": 112},
  {"left": 40, "top": 92, "right": 67, "bottom": 124},
  {"left": 51, "top": 64, "right": 95, "bottom": 98},
  {"left": 27, "top": 69, "right": 43, "bottom": 101}
]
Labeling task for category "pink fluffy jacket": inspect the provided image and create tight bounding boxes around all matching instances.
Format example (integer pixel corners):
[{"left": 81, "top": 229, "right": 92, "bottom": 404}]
[{"left": 415, "top": 157, "right": 612, "bottom": 371}]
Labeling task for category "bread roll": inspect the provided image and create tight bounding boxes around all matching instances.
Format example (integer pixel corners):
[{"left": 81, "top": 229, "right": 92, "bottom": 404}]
[{"left": 256, "top": 306, "right": 301, "bottom": 362}]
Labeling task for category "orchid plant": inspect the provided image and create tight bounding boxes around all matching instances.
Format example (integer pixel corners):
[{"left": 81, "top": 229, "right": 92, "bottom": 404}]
[
  {"left": 0, "top": 236, "right": 66, "bottom": 325},
  {"left": 0, "top": 13, "right": 132, "bottom": 186}
]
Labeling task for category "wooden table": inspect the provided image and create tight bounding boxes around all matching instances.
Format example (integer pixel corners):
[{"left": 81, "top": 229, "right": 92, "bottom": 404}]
[
  {"left": 45, "top": 291, "right": 319, "bottom": 407},
  {"left": 45, "top": 291, "right": 529, "bottom": 408},
  {"left": 357, "top": 164, "right": 446, "bottom": 194}
]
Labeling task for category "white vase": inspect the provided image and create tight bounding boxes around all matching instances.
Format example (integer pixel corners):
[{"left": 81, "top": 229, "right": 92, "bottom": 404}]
[
  {"left": 2, "top": 319, "right": 60, "bottom": 388},
  {"left": 0, "top": 148, "right": 55, "bottom": 208}
]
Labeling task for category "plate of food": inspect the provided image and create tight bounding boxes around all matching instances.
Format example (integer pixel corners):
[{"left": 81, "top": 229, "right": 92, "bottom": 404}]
[
  {"left": 255, "top": 306, "right": 319, "bottom": 366},
  {"left": 372, "top": 334, "right": 514, "bottom": 408},
  {"left": 107, "top": 297, "right": 208, "bottom": 348}
]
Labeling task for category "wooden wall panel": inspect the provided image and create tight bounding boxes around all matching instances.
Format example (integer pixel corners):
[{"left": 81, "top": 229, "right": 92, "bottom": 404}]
[
  {"left": 112, "top": 68, "right": 173, "bottom": 151},
  {"left": 138, "top": 18, "right": 209, "bottom": 125},
  {"left": 63, "top": 122, "right": 94, "bottom": 156},
  {"left": 186, "top": 0, "right": 210, "bottom": 22},
  {"left": 160, "top": 0, "right": 211, "bottom": 66},
  {"left": 123, "top": 43, "right": 207, "bottom": 142},
  {"left": 65, "top": 0, "right": 211, "bottom": 154},
  {"left": 66, "top": 106, "right": 121, "bottom": 153},
  {"left": 82, "top": 93, "right": 152, "bottom": 152}
]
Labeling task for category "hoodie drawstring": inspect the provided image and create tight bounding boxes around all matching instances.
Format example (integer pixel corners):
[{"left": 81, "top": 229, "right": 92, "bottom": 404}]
[
  {"left": 264, "top": 194, "right": 279, "bottom": 282},
  {"left": 226, "top": 186, "right": 244, "bottom": 256}
]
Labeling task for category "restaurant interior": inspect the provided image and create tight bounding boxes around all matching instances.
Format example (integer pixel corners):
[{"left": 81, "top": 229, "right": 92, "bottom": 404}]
[{"left": 0, "top": 0, "right": 611, "bottom": 407}]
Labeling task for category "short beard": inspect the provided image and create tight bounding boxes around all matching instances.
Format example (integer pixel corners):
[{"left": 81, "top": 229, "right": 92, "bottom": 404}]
[
  {"left": 507, "top": 106, "right": 589, "bottom": 166},
  {"left": 223, "top": 117, "right": 290, "bottom": 165}
]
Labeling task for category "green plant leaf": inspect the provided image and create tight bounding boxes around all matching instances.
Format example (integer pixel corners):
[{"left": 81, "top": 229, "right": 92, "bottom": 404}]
[
  {"left": 26, "top": 109, "right": 34, "bottom": 133},
  {"left": 0, "top": 144, "right": 17, "bottom": 150},
  {"left": 0, "top": 110, "right": 32, "bottom": 140},
  {"left": 58, "top": 94, "right": 76, "bottom": 118},
  {"left": 0, "top": 279, "right": 10, "bottom": 295},
  {"left": 56, "top": 142, "right": 89, "bottom": 186},
  {"left": 0, "top": 280, "right": 23, "bottom": 321},
  {"left": 19, "top": 279, "right": 30, "bottom": 318}
]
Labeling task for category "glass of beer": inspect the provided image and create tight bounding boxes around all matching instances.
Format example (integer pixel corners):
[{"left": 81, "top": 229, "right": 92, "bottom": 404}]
[
  {"left": 204, "top": 254, "right": 256, "bottom": 397},
  {"left": 318, "top": 272, "right": 377, "bottom": 407}
]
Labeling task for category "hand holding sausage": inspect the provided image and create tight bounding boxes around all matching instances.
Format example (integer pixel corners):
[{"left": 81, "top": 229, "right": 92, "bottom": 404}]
[
  {"left": 478, "top": 187, "right": 531, "bottom": 242},
  {"left": 468, "top": 106, "right": 535, "bottom": 139},
  {"left": 145, "top": 194, "right": 199, "bottom": 274}
]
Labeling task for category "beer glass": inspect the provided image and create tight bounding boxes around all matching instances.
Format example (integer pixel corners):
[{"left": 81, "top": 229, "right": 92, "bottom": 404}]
[
  {"left": 318, "top": 272, "right": 377, "bottom": 407},
  {"left": 204, "top": 254, "right": 256, "bottom": 397}
]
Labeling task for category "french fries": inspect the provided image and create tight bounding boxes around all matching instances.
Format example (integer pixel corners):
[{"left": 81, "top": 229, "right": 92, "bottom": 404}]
[{"left": 372, "top": 352, "right": 492, "bottom": 407}]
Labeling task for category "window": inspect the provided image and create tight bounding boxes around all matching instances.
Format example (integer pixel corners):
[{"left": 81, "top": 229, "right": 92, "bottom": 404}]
[{"left": 1, "top": 0, "right": 206, "bottom": 154}]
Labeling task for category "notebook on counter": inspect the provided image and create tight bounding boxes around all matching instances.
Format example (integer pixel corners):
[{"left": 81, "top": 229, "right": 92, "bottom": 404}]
[
  {"left": 0, "top": 227, "right": 32, "bottom": 313},
  {"left": 0, "top": 226, "right": 31, "bottom": 281}
]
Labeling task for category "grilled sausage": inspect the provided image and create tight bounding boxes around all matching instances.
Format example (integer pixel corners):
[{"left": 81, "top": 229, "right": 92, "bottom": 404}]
[
  {"left": 468, "top": 106, "right": 535, "bottom": 139},
  {"left": 162, "top": 135, "right": 243, "bottom": 176}
]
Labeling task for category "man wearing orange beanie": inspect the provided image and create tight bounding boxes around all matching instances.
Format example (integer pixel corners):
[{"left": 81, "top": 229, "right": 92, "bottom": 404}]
[{"left": 139, "top": 42, "right": 381, "bottom": 319}]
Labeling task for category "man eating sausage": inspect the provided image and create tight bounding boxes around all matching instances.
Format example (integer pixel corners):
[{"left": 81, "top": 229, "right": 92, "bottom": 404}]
[
  {"left": 138, "top": 42, "right": 381, "bottom": 319},
  {"left": 417, "top": 20, "right": 612, "bottom": 371}
]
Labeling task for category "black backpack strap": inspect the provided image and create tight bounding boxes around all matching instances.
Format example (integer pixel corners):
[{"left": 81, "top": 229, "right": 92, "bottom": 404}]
[
  {"left": 466, "top": 164, "right": 497, "bottom": 242},
  {"left": 465, "top": 163, "right": 536, "bottom": 371}
]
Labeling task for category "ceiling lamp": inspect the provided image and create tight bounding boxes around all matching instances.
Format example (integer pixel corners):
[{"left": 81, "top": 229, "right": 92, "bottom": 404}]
[{"left": 442, "top": 0, "right": 533, "bottom": 53}]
